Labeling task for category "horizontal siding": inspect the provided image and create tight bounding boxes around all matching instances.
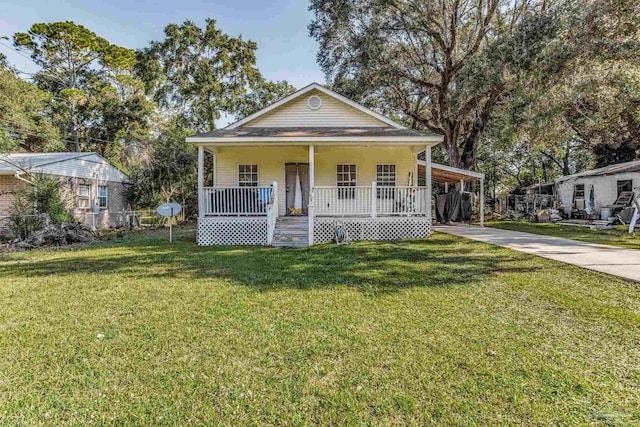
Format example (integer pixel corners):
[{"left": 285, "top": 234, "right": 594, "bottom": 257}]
[
  {"left": 35, "top": 154, "right": 129, "bottom": 183},
  {"left": 557, "top": 172, "right": 639, "bottom": 212},
  {"left": 244, "top": 89, "right": 388, "bottom": 128},
  {"left": 314, "top": 146, "right": 417, "bottom": 187},
  {"left": 215, "top": 146, "right": 308, "bottom": 216},
  {"left": 214, "top": 145, "right": 419, "bottom": 216}
]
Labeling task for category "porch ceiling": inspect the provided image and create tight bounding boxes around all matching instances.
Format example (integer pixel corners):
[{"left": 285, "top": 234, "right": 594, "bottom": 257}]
[{"left": 418, "top": 161, "right": 484, "bottom": 184}]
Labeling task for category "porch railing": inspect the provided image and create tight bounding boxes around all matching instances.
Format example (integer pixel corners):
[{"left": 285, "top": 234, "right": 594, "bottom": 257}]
[
  {"left": 377, "top": 186, "right": 429, "bottom": 216},
  {"left": 201, "top": 186, "right": 273, "bottom": 216},
  {"left": 200, "top": 184, "right": 428, "bottom": 217},
  {"left": 314, "top": 186, "right": 372, "bottom": 216},
  {"left": 313, "top": 184, "right": 428, "bottom": 217}
]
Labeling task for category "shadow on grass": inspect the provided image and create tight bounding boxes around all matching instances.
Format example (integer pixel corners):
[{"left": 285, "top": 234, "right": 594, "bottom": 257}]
[{"left": 0, "top": 227, "right": 535, "bottom": 295}]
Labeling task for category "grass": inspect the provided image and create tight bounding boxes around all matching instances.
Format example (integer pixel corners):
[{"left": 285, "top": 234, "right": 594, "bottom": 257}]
[
  {"left": 486, "top": 220, "right": 640, "bottom": 249},
  {"left": 1, "top": 226, "right": 639, "bottom": 426}
]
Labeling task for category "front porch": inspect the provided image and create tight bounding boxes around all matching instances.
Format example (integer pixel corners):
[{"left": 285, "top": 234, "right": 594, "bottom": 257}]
[{"left": 195, "top": 144, "right": 435, "bottom": 246}]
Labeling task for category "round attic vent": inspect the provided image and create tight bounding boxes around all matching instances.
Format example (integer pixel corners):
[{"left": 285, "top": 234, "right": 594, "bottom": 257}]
[{"left": 307, "top": 95, "right": 322, "bottom": 110}]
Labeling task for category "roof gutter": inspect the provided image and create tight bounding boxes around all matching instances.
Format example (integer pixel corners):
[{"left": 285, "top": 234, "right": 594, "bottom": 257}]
[
  {"left": 15, "top": 171, "right": 33, "bottom": 184},
  {"left": 186, "top": 136, "right": 443, "bottom": 145}
]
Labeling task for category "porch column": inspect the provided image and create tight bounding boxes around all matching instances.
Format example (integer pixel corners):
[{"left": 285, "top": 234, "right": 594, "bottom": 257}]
[
  {"left": 197, "top": 145, "right": 204, "bottom": 218},
  {"left": 480, "top": 176, "right": 485, "bottom": 227},
  {"left": 308, "top": 144, "right": 315, "bottom": 246},
  {"left": 425, "top": 145, "right": 432, "bottom": 221}
]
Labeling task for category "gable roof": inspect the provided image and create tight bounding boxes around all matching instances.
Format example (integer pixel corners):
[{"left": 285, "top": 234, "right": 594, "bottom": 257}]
[
  {"left": 0, "top": 152, "right": 130, "bottom": 183},
  {"left": 555, "top": 159, "right": 640, "bottom": 183},
  {"left": 225, "top": 83, "right": 405, "bottom": 130}
]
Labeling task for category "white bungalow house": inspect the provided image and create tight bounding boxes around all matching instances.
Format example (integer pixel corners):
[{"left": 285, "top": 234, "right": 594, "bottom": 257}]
[{"left": 187, "top": 83, "right": 444, "bottom": 247}]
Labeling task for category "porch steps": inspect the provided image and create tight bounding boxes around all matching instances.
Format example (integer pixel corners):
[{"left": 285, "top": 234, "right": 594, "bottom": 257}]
[{"left": 272, "top": 217, "right": 309, "bottom": 248}]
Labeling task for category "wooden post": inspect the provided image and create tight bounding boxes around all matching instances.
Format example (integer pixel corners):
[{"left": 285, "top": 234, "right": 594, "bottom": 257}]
[
  {"left": 371, "top": 181, "right": 377, "bottom": 219},
  {"left": 197, "top": 145, "right": 204, "bottom": 218},
  {"left": 425, "top": 146, "right": 432, "bottom": 221},
  {"left": 480, "top": 177, "right": 485, "bottom": 227},
  {"left": 308, "top": 145, "right": 315, "bottom": 246}
]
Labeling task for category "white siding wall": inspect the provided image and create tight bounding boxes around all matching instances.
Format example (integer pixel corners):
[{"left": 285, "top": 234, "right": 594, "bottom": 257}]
[
  {"left": 213, "top": 145, "right": 419, "bottom": 216},
  {"left": 556, "top": 172, "right": 640, "bottom": 212},
  {"left": 244, "top": 89, "right": 388, "bottom": 128},
  {"left": 214, "top": 146, "right": 308, "bottom": 216}
]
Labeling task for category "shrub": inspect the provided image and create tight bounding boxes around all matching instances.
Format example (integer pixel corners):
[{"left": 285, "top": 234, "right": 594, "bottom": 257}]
[
  {"left": 8, "top": 175, "right": 73, "bottom": 240},
  {"left": 26, "top": 176, "right": 73, "bottom": 223},
  {"left": 8, "top": 193, "right": 41, "bottom": 241}
]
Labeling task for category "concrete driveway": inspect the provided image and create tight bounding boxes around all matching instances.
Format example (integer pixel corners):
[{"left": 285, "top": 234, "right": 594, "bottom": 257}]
[{"left": 434, "top": 225, "right": 640, "bottom": 282}]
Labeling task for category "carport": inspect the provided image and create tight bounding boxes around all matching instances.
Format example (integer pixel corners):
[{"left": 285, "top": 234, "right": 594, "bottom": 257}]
[{"left": 418, "top": 160, "right": 485, "bottom": 226}]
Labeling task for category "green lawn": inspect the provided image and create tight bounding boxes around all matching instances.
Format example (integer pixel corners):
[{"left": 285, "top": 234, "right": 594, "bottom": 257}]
[
  {"left": 486, "top": 220, "right": 640, "bottom": 249},
  {"left": 1, "top": 227, "right": 639, "bottom": 426}
]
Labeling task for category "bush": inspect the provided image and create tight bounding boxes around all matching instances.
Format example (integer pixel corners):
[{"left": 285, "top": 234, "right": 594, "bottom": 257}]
[
  {"left": 27, "top": 176, "right": 72, "bottom": 223},
  {"left": 8, "top": 175, "right": 73, "bottom": 240},
  {"left": 8, "top": 193, "right": 41, "bottom": 241}
]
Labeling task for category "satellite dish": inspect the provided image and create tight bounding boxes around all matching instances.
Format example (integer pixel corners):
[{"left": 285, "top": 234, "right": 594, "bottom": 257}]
[
  {"left": 157, "top": 202, "right": 182, "bottom": 217},
  {"left": 156, "top": 203, "right": 182, "bottom": 244}
]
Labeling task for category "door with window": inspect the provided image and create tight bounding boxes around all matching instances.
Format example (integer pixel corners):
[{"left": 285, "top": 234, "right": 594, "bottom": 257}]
[{"left": 285, "top": 163, "right": 309, "bottom": 215}]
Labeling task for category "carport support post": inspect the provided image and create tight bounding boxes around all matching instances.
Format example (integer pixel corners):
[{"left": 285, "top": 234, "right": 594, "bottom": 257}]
[
  {"left": 480, "top": 177, "right": 485, "bottom": 227},
  {"left": 425, "top": 145, "right": 432, "bottom": 221},
  {"left": 197, "top": 145, "right": 204, "bottom": 218}
]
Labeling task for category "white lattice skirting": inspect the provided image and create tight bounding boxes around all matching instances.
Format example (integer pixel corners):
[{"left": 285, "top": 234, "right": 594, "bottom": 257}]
[
  {"left": 314, "top": 217, "right": 432, "bottom": 243},
  {"left": 198, "top": 217, "right": 268, "bottom": 246}
]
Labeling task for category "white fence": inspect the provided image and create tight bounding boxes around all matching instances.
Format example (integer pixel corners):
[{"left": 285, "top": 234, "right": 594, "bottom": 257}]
[
  {"left": 0, "top": 210, "right": 171, "bottom": 236},
  {"left": 201, "top": 186, "right": 273, "bottom": 216}
]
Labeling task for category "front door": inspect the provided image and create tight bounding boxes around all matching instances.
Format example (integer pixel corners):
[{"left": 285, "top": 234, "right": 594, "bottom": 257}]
[{"left": 285, "top": 163, "right": 310, "bottom": 215}]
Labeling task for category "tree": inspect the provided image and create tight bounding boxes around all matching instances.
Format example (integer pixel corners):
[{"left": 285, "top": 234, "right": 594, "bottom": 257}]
[
  {"left": 13, "top": 21, "right": 152, "bottom": 162},
  {"left": 309, "top": 0, "right": 554, "bottom": 169},
  {"left": 127, "top": 124, "right": 197, "bottom": 217},
  {"left": 0, "top": 66, "right": 61, "bottom": 152},
  {"left": 483, "top": 0, "right": 640, "bottom": 176},
  {"left": 233, "top": 79, "right": 296, "bottom": 120},
  {"left": 139, "top": 19, "right": 264, "bottom": 132}
]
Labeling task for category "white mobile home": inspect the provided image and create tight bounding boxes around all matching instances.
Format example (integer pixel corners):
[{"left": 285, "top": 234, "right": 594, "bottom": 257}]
[{"left": 555, "top": 160, "right": 640, "bottom": 215}]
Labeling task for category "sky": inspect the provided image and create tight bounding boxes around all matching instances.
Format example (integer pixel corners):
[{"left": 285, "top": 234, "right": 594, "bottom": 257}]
[{"left": 0, "top": 0, "right": 325, "bottom": 88}]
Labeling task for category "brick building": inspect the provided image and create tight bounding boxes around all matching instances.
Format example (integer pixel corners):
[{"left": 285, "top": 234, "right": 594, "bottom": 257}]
[{"left": 0, "top": 153, "right": 132, "bottom": 231}]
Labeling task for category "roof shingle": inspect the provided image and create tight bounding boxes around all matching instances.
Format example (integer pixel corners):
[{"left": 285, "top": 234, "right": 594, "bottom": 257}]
[{"left": 189, "top": 127, "right": 433, "bottom": 139}]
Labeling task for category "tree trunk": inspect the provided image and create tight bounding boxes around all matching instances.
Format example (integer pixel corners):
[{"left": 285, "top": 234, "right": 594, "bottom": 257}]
[{"left": 71, "top": 104, "right": 80, "bottom": 152}]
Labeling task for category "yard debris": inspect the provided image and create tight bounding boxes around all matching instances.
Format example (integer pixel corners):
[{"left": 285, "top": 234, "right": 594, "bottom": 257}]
[{"left": 11, "top": 214, "right": 97, "bottom": 249}]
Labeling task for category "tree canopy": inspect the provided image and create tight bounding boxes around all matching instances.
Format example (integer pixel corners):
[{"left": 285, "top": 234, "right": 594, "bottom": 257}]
[
  {"left": 138, "top": 19, "right": 293, "bottom": 132},
  {"left": 310, "top": 0, "right": 640, "bottom": 175},
  {"left": 0, "top": 67, "right": 61, "bottom": 152}
]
